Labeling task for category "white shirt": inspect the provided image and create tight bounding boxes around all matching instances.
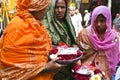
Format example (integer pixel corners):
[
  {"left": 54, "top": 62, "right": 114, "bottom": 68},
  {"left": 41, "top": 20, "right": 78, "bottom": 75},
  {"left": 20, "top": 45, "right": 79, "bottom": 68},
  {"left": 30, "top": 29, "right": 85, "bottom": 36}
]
[
  {"left": 115, "top": 66, "right": 120, "bottom": 80},
  {"left": 70, "top": 14, "right": 83, "bottom": 37}
]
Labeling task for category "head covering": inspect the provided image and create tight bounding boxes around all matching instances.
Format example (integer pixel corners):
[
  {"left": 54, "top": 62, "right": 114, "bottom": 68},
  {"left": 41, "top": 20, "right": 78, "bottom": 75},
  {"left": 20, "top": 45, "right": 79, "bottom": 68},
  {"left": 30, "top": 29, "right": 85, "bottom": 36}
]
[
  {"left": 17, "top": 0, "right": 51, "bottom": 11},
  {"left": 87, "top": 5, "right": 119, "bottom": 76},
  {"left": 84, "top": 10, "right": 88, "bottom": 13},
  {"left": 69, "top": 3, "right": 76, "bottom": 10},
  {"left": 0, "top": 0, "right": 53, "bottom": 79},
  {"left": 42, "top": 0, "right": 76, "bottom": 46},
  {"left": 15, "top": 0, "right": 51, "bottom": 19}
]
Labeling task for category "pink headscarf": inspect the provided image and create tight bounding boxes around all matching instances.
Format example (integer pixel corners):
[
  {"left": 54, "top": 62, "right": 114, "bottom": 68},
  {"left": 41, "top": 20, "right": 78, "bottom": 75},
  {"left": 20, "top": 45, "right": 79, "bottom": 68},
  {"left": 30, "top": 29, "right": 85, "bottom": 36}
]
[{"left": 87, "top": 5, "right": 119, "bottom": 76}]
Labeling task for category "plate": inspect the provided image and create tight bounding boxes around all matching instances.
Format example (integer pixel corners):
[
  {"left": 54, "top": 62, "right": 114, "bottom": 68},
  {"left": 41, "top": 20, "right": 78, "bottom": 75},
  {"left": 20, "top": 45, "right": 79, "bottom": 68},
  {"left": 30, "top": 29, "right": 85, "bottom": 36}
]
[
  {"left": 49, "top": 47, "right": 83, "bottom": 65},
  {"left": 56, "top": 53, "right": 83, "bottom": 65}
]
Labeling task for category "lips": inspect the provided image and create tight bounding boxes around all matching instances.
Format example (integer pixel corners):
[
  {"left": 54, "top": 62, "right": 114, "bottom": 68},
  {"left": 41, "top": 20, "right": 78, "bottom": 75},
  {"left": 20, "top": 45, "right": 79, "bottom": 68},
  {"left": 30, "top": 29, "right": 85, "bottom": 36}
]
[
  {"left": 96, "top": 26, "right": 101, "bottom": 31},
  {"left": 57, "top": 15, "right": 62, "bottom": 17},
  {"left": 56, "top": 14, "right": 63, "bottom": 18}
]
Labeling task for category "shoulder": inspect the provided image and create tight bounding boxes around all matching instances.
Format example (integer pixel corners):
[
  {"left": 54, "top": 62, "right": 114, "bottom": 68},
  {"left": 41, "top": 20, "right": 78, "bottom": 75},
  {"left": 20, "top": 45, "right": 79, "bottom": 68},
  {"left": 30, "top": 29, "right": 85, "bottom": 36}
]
[
  {"left": 77, "top": 28, "right": 89, "bottom": 43},
  {"left": 77, "top": 28, "right": 92, "bottom": 50},
  {"left": 3, "top": 16, "right": 31, "bottom": 39},
  {"left": 6, "top": 16, "right": 29, "bottom": 31},
  {"left": 11, "top": 16, "right": 29, "bottom": 27},
  {"left": 77, "top": 28, "right": 91, "bottom": 44}
]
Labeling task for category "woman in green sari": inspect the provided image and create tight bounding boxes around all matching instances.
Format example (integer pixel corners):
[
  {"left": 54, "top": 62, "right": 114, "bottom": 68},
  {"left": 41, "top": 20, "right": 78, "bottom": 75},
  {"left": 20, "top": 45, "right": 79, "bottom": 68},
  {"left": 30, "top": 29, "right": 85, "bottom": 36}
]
[
  {"left": 42, "top": 0, "right": 76, "bottom": 46},
  {"left": 42, "top": 0, "right": 76, "bottom": 80}
]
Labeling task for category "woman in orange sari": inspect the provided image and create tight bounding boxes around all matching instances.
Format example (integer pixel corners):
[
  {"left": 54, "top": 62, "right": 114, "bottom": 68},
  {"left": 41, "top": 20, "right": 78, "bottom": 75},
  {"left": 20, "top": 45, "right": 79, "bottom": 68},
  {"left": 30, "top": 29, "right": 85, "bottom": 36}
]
[{"left": 0, "top": 0, "right": 64, "bottom": 80}]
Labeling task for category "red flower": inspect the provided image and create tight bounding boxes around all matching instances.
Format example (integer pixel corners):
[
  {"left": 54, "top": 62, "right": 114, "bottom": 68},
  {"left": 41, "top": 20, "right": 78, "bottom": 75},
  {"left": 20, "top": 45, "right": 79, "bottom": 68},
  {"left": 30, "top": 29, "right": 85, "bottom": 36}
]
[
  {"left": 94, "top": 69, "right": 102, "bottom": 74},
  {"left": 49, "top": 45, "right": 83, "bottom": 62},
  {"left": 74, "top": 73, "right": 90, "bottom": 80},
  {"left": 50, "top": 48, "right": 58, "bottom": 54},
  {"left": 73, "top": 64, "right": 104, "bottom": 80},
  {"left": 77, "top": 51, "right": 82, "bottom": 57},
  {"left": 57, "top": 51, "right": 82, "bottom": 60},
  {"left": 73, "top": 65, "right": 81, "bottom": 72},
  {"left": 58, "top": 54, "right": 77, "bottom": 60},
  {"left": 58, "top": 42, "right": 69, "bottom": 48}
]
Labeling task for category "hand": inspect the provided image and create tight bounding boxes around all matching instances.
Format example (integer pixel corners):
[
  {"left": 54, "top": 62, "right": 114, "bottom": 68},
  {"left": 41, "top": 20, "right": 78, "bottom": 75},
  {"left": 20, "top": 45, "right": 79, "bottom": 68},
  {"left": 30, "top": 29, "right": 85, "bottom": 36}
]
[
  {"left": 46, "top": 58, "right": 66, "bottom": 73},
  {"left": 72, "top": 44, "right": 79, "bottom": 48},
  {"left": 76, "top": 60, "right": 81, "bottom": 65}
]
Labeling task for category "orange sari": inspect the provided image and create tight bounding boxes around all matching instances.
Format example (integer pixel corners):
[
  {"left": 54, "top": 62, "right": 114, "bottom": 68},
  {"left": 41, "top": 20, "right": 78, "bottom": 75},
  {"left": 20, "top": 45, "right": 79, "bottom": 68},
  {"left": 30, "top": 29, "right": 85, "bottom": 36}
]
[{"left": 0, "top": 14, "right": 53, "bottom": 80}]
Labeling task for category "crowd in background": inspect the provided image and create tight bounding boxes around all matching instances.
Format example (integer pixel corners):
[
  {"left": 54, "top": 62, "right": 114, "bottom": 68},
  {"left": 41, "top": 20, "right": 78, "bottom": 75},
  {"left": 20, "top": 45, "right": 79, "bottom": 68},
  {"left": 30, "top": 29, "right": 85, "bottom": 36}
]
[{"left": 113, "top": 13, "right": 120, "bottom": 33}]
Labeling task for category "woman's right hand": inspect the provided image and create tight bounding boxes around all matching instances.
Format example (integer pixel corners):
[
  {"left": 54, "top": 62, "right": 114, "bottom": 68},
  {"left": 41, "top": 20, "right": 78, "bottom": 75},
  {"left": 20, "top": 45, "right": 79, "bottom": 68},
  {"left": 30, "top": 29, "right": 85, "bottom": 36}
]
[{"left": 46, "top": 58, "right": 66, "bottom": 73}]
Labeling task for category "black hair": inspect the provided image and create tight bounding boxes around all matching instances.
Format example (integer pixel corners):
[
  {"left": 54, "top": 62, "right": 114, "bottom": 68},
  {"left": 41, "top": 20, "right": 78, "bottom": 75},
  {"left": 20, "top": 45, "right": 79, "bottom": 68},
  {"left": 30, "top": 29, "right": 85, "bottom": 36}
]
[{"left": 98, "top": 14, "right": 106, "bottom": 20}]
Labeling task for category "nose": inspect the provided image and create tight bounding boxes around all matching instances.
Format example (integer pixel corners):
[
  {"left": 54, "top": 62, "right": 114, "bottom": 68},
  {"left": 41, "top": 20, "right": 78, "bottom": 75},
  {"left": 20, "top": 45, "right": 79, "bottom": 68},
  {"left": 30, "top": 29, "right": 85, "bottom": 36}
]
[
  {"left": 97, "top": 21, "right": 102, "bottom": 26},
  {"left": 58, "top": 7, "right": 62, "bottom": 12}
]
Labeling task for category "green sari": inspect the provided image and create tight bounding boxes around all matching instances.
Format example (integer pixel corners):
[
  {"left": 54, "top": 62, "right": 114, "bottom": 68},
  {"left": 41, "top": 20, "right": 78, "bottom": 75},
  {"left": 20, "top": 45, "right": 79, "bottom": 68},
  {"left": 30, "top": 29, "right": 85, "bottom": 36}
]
[
  {"left": 42, "top": 0, "right": 76, "bottom": 46},
  {"left": 42, "top": 0, "right": 76, "bottom": 80}
]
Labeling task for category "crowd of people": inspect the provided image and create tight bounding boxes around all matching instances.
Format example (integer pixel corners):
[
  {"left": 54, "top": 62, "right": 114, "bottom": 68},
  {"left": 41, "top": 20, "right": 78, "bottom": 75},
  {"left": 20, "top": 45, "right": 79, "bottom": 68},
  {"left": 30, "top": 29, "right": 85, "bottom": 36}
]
[{"left": 0, "top": 0, "right": 120, "bottom": 80}]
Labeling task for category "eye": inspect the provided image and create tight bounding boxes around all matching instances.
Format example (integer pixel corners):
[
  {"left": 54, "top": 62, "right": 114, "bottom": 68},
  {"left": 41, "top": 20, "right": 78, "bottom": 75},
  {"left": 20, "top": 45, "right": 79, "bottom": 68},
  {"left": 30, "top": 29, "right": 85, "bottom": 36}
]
[
  {"left": 55, "top": 6, "right": 66, "bottom": 9},
  {"left": 61, "top": 6, "right": 66, "bottom": 9},
  {"left": 55, "top": 6, "right": 59, "bottom": 9}
]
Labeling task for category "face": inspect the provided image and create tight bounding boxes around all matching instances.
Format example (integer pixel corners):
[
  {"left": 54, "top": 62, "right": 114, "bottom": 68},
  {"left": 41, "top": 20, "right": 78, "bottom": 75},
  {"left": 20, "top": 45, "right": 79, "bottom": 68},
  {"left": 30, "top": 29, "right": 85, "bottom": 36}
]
[
  {"left": 94, "top": 14, "right": 107, "bottom": 33},
  {"left": 30, "top": 7, "right": 48, "bottom": 20},
  {"left": 54, "top": 0, "right": 66, "bottom": 21},
  {"left": 70, "top": 10, "right": 75, "bottom": 16},
  {"left": 116, "top": 13, "right": 120, "bottom": 18}
]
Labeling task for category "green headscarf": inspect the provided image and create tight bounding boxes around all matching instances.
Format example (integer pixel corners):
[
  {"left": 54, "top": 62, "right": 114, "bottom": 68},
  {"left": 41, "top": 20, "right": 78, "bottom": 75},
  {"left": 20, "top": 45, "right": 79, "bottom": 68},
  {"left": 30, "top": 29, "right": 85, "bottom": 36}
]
[{"left": 42, "top": 0, "right": 76, "bottom": 46}]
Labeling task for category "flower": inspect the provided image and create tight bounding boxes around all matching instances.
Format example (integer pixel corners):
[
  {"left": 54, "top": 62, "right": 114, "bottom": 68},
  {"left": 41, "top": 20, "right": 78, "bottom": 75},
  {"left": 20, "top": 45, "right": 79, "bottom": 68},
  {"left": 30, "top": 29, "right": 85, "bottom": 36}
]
[
  {"left": 50, "top": 47, "right": 82, "bottom": 60},
  {"left": 90, "top": 73, "right": 102, "bottom": 80},
  {"left": 50, "top": 48, "right": 58, "bottom": 54},
  {"left": 58, "top": 51, "right": 82, "bottom": 60},
  {"left": 58, "top": 42, "right": 69, "bottom": 48},
  {"left": 49, "top": 54, "right": 57, "bottom": 59},
  {"left": 73, "top": 64, "right": 104, "bottom": 80},
  {"left": 49, "top": 42, "right": 82, "bottom": 61}
]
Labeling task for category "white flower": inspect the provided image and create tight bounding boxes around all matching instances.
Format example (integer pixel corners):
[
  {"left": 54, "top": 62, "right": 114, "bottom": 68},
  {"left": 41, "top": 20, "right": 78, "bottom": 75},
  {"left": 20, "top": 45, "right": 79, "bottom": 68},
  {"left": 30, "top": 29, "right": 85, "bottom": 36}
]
[
  {"left": 57, "top": 47, "right": 78, "bottom": 55},
  {"left": 90, "top": 73, "right": 102, "bottom": 80},
  {"left": 49, "top": 54, "right": 58, "bottom": 59}
]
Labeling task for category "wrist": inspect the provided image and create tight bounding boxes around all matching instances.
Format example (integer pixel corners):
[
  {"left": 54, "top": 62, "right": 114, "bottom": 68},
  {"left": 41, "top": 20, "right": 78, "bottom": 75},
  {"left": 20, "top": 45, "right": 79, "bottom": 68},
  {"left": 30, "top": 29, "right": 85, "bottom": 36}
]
[
  {"left": 44, "top": 65, "right": 48, "bottom": 71},
  {"left": 41, "top": 65, "right": 48, "bottom": 73}
]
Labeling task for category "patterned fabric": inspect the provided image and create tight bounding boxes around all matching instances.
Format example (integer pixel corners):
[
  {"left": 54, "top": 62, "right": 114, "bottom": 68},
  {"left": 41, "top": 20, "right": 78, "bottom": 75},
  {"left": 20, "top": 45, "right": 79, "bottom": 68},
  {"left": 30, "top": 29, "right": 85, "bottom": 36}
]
[
  {"left": 87, "top": 6, "right": 119, "bottom": 76},
  {"left": 77, "top": 29, "right": 111, "bottom": 80},
  {"left": 42, "top": 0, "right": 76, "bottom": 80},
  {"left": 42, "top": 0, "right": 76, "bottom": 46},
  {"left": 17, "top": 0, "right": 51, "bottom": 11},
  {"left": 0, "top": 0, "right": 53, "bottom": 80},
  {"left": 77, "top": 6, "right": 120, "bottom": 79}
]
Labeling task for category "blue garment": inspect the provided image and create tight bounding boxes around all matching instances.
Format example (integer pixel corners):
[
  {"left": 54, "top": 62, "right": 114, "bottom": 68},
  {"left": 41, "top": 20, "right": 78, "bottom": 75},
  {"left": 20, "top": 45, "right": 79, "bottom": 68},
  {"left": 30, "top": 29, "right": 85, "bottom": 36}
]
[
  {"left": 113, "top": 18, "right": 120, "bottom": 32},
  {"left": 112, "top": 75, "right": 115, "bottom": 80}
]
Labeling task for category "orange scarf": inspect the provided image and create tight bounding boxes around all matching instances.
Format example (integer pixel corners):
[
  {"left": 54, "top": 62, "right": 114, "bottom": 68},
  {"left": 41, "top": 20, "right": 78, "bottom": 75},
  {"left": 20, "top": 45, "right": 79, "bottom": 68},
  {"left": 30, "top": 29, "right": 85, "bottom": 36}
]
[{"left": 0, "top": 13, "right": 53, "bottom": 80}]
